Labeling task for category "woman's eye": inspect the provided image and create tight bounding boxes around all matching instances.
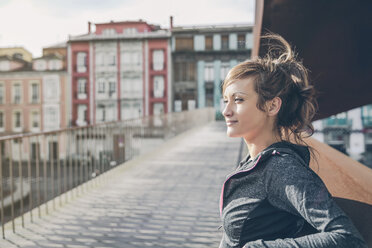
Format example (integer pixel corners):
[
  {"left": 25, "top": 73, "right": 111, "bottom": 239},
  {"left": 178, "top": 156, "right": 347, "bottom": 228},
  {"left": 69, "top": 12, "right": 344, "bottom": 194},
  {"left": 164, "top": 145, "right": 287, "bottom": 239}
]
[
  {"left": 234, "top": 98, "right": 244, "bottom": 102},
  {"left": 223, "top": 100, "right": 228, "bottom": 104}
]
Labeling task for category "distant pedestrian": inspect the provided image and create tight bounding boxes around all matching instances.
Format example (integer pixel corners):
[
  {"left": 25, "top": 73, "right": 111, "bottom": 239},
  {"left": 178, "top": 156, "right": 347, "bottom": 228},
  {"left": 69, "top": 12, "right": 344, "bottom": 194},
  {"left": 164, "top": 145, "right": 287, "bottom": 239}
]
[{"left": 219, "top": 34, "right": 367, "bottom": 248}]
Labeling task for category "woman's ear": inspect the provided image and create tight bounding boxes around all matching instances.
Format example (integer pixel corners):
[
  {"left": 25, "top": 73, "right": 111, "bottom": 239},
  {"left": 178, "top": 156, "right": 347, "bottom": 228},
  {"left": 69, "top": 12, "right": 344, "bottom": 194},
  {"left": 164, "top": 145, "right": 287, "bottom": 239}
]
[{"left": 266, "top": 97, "right": 282, "bottom": 116}]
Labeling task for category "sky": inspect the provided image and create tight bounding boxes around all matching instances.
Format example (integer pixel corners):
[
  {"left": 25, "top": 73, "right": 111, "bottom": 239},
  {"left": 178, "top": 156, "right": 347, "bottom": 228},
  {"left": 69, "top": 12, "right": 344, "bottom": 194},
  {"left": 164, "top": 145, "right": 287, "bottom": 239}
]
[{"left": 0, "top": 0, "right": 255, "bottom": 58}]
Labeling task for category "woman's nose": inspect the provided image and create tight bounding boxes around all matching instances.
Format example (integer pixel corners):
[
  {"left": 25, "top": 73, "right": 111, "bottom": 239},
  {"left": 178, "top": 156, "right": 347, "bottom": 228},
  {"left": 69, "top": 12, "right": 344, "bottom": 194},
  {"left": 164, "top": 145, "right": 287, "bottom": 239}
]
[{"left": 222, "top": 103, "right": 233, "bottom": 117}]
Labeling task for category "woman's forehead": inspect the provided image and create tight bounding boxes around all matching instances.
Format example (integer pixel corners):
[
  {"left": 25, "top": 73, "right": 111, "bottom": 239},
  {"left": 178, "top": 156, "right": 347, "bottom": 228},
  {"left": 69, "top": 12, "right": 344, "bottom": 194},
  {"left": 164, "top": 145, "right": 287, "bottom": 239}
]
[{"left": 223, "top": 78, "right": 254, "bottom": 96}]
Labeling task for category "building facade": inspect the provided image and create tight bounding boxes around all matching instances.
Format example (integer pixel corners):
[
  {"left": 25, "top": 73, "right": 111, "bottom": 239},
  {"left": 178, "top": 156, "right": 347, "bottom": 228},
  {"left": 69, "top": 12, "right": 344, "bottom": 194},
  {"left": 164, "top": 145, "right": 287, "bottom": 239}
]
[
  {"left": 0, "top": 47, "right": 33, "bottom": 63},
  {"left": 171, "top": 23, "right": 253, "bottom": 117},
  {"left": 0, "top": 53, "right": 69, "bottom": 160},
  {"left": 313, "top": 104, "right": 372, "bottom": 167},
  {"left": 68, "top": 20, "right": 171, "bottom": 126},
  {"left": 0, "top": 54, "right": 69, "bottom": 135}
]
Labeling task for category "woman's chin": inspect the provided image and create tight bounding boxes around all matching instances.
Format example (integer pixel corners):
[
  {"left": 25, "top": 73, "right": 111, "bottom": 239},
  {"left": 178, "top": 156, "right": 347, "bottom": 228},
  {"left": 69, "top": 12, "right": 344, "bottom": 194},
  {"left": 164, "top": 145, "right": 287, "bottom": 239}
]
[{"left": 226, "top": 130, "right": 240, "bottom": 138}]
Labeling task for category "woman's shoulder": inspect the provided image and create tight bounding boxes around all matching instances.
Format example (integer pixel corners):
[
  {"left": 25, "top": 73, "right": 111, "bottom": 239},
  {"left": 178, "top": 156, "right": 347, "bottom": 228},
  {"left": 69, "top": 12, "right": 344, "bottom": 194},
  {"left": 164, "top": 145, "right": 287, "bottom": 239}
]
[
  {"left": 261, "top": 143, "right": 316, "bottom": 181},
  {"left": 261, "top": 141, "right": 310, "bottom": 167}
]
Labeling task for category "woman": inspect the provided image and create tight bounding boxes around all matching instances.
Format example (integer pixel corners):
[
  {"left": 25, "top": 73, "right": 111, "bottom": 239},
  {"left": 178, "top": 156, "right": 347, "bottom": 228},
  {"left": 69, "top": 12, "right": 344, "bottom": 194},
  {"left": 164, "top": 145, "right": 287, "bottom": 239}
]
[{"left": 219, "top": 34, "right": 367, "bottom": 248}]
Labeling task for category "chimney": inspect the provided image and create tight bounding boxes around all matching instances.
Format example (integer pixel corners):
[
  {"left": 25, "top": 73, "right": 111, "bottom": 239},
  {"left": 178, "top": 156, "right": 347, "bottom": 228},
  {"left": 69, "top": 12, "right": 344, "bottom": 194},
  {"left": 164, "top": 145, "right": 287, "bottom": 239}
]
[
  {"left": 88, "top": 21, "right": 91, "bottom": 34},
  {"left": 170, "top": 16, "right": 173, "bottom": 31}
]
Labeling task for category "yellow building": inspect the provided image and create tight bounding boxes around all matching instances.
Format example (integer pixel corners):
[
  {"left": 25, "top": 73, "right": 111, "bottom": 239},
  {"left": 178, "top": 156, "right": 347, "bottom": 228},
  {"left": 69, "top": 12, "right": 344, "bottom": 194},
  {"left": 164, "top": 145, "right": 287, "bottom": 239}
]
[{"left": 0, "top": 47, "right": 33, "bottom": 62}]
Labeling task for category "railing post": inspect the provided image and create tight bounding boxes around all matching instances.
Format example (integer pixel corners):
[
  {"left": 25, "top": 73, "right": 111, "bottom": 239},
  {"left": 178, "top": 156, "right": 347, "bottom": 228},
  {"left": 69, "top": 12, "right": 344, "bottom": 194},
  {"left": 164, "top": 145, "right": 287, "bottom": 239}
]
[
  {"left": 18, "top": 138, "right": 24, "bottom": 227},
  {"left": 85, "top": 127, "right": 89, "bottom": 190},
  {"left": 8, "top": 140, "right": 15, "bottom": 233},
  {"left": 0, "top": 141, "right": 4, "bottom": 238},
  {"left": 27, "top": 137, "right": 33, "bottom": 223},
  {"left": 57, "top": 133, "right": 62, "bottom": 207},
  {"left": 78, "top": 128, "right": 84, "bottom": 194},
  {"left": 69, "top": 129, "right": 74, "bottom": 199},
  {"left": 92, "top": 125, "right": 98, "bottom": 186},
  {"left": 43, "top": 135, "right": 48, "bottom": 215},
  {"left": 99, "top": 125, "right": 103, "bottom": 183},
  {"left": 36, "top": 136, "right": 41, "bottom": 218},
  {"left": 51, "top": 134, "right": 55, "bottom": 211},
  {"left": 65, "top": 130, "right": 69, "bottom": 203}
]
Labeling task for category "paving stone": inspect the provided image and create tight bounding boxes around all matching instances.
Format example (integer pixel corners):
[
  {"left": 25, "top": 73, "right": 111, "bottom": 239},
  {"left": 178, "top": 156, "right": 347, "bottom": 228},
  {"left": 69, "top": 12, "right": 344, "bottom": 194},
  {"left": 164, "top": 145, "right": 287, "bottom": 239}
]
[{"left": 1, "top": 122, "right": 240, "bottom": 247}]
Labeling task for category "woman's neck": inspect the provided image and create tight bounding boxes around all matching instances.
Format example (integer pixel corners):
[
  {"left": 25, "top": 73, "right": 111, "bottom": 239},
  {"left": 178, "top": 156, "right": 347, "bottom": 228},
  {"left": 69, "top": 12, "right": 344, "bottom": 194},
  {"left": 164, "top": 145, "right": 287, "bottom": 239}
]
[{"left": 244, "top": 133, "right": 281, "bottom": 160}]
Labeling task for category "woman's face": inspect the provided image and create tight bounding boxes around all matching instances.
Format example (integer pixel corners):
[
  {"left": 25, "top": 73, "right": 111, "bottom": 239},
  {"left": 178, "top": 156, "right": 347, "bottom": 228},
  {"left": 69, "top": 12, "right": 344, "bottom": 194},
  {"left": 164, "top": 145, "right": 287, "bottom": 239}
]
[{"left": 222, "top": 77, "right": 271, "bottom": 141}]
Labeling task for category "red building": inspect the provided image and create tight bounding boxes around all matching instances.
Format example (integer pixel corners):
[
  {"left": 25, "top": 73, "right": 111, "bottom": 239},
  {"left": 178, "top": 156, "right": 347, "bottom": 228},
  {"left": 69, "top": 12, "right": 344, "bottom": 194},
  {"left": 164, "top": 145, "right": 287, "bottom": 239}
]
[{"left": 68, "top": 20, "right": 171, "bottom": 126}]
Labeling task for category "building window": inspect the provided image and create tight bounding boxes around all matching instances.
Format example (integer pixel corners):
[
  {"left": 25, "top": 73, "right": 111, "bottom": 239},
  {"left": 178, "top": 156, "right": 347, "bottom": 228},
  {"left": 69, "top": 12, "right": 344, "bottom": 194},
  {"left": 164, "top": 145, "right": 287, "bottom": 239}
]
[
  {"left": 121, "top": 78, "right": 142, "bottom": 98},
  {"left": 31, "top": 83, "right": 39, "bottom": 103},
  {"left": 102, "top": 28, "right": 116, "bottom": 35},
  {"left": 0, "top": 112, "right": 4, "bottom": 129},
  {"left": 31, "top": 111, "right": 39, "bottom": 128},
  {"left": 0, "top": 84, "right": 4, "bottom": 104},
  {"left": 122, "top": 52, "right": 131, "bottom": 66},
  {"left": 175, "top": 37, "right": 194, "bottom": 51},
  {"left": 152, "top": 50, "right": 164, "bottom": 71},
  {"left": 174, "top": 62, "right": 196, "bottom": 81},
  {"left": 31, "top": 142, "right": 40, "bottom": 160},
  {"left": 46, "top": 108, "right": 58, "bottom": 123},
  {"left": 77, "top": 104, "right": 87, "bottom": 125},
  {"left": 49, "top": 59, "right": 62, "bottom": 70},
  {"left": 121, "top": 51, "right": 141, "bottom": 68},
  {"left": 153, "top": 76, "right": 164, "bottom": 98},
  {"left": 34, "top": 60, "right": 47, "bottom": 71},
  {"left": 109, "top": 81, "right": 116, "bottom": 97},
  {"left": 238, "top": 34, "right": 246, "bottom": 50},
  {"left": 204, "top": 63, "right": 214, "bottom": 82},
  {"left": 205, "top": 82, "right": 214, "bottom": 107},
  {"left": 123, "top": 28, "right": 137, "bottom": 34},
  {"left": 77, "top": 78, "right": 87, "bottom": 99},
  {"left": 43, "top": 75, "right": 59, "bottom": 100},
  {"left": 96, "top": 53, "right": 104, "bottom": 66},
  {"left": 13, "top": 111, "right": 21, "bottom": 129},
  {"left": 121, "top": 101, "right": 142, "bottom": 120},
  {"left": 205, "top": 36, "right": 213, "bottom": 51},
  {"left": 98, "top": 79, "right": 105, "bottom": 94},
  {"left": 76, "top": 52, "right": 87, "bottom": 73},
  {"left": 13, "top": 53, "right": 23, "bottom": 59},
  {"left": 153, "top": 103, "right": 164, "bottom": 115},
  {"left": 221, "top": 35, "right": 229, "bottom": 50},
  {"left": 13, "top": 83, "right": 21, "bottom": 104},
  {"left": 97, "top": 105, "right": 106, "bottom": 122},
  {"left": 108, "top": 53, "right": 116, "bottom": 66},
  {"left": 362, "top": 105, "right": 372, "bottom": 127},
  {"left": 0, "top": 61, "right": 10, "bottom": 71},
  {"left": 43, "top": 106, "right": 59, "bottom": 131},
  {"left": 78, "top": 78, "right": 87, "bottom": 94},
  {"left": 220, "top": 62, "right": 230, "bottom": 81}
]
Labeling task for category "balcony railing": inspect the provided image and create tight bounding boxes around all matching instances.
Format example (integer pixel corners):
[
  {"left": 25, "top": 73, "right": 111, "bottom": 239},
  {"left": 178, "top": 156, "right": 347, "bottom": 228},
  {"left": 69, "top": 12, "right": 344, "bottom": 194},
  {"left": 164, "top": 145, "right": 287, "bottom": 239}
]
[
  {"left": 0, "top": 108, "right": 214, "bottom": 238},
  {"left": 362, "top": 117, "right": 372, "bottom": 128},
  {"left": 323, "top": 118, "right": 352, "bottom": 127}
]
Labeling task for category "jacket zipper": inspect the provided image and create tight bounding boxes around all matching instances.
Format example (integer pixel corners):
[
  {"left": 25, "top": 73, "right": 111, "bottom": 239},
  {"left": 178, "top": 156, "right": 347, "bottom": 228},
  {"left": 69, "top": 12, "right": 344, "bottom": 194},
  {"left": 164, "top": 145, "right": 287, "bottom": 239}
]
[{"left": 219, "top": 154, "right": 262, "bottom": 215}]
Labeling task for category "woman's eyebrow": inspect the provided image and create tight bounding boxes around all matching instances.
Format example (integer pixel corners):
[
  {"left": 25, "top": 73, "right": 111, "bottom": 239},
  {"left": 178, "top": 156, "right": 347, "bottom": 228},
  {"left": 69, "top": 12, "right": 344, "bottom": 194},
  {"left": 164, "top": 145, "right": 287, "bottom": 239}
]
[
  {"left": 223, "top": 91, "right": 249, "bottom": 98},
  {"left": 232, "top": 92, "right": 249, "bottom": 96}
]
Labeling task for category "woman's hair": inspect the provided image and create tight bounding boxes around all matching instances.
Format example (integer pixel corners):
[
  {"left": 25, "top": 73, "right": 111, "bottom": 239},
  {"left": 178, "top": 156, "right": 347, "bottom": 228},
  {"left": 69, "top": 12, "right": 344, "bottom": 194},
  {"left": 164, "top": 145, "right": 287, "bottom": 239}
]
[{"left": 222, "top": 33, "right": 317, "bottom": 145}]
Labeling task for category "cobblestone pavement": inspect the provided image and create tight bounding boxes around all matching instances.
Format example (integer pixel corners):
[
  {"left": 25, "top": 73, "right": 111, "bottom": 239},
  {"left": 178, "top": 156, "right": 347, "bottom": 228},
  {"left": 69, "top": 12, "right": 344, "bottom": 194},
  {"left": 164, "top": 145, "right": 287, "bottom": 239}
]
[{"left": 0, "top": 122, "right": 241, "bottom": 248}]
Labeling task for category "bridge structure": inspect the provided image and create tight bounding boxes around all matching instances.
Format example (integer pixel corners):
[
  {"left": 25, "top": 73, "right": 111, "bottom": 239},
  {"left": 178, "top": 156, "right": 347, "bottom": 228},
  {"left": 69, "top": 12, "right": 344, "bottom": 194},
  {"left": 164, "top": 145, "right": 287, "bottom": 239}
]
[
  {"left": 0, "top": 109, "right": 239, "bottom": 248},
  {"left": 0, "top": 0, "right": 372, "bottom": 246}
]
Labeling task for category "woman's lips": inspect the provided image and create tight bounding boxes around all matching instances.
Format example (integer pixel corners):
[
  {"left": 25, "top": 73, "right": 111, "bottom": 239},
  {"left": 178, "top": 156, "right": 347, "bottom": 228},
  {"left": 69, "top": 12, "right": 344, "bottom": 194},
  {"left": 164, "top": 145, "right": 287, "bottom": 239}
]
[{"left": 226, "top": 120, "right": 238, "bottom": 126}]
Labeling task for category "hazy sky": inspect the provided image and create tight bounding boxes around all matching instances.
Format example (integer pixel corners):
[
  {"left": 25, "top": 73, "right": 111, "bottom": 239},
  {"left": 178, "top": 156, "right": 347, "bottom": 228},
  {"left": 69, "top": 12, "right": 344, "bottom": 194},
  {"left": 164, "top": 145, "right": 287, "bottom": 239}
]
[{"left": 0, "top": 0, "right": 255, "bottom": 58}]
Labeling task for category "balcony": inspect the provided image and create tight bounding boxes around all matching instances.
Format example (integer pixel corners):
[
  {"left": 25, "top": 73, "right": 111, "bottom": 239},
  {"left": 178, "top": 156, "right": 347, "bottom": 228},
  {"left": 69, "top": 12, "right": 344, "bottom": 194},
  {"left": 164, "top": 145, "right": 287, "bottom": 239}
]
[
  {"left": 362, "top": 105, "right": 372, "bottom": 127},
  {"left": 323, "top": 116, "right": 352, "bottom": 128},
  {"left": 363, "top": 117, "right": 372, "bottom": 128}
]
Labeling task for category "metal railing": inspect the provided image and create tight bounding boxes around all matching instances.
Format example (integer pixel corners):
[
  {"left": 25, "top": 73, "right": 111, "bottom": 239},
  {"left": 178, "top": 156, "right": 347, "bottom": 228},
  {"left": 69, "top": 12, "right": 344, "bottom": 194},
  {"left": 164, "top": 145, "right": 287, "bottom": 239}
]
[{"left": 0, "top": 108, "right": 214, "bottom": 238}]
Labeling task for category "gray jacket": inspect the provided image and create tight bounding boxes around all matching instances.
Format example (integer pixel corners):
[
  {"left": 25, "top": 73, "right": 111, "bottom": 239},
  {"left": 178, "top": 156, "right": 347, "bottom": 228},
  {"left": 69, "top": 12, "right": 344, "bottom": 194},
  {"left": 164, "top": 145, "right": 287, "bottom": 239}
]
[{"left": 219, "top": 141, "right": 367, "bottom": 248}]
